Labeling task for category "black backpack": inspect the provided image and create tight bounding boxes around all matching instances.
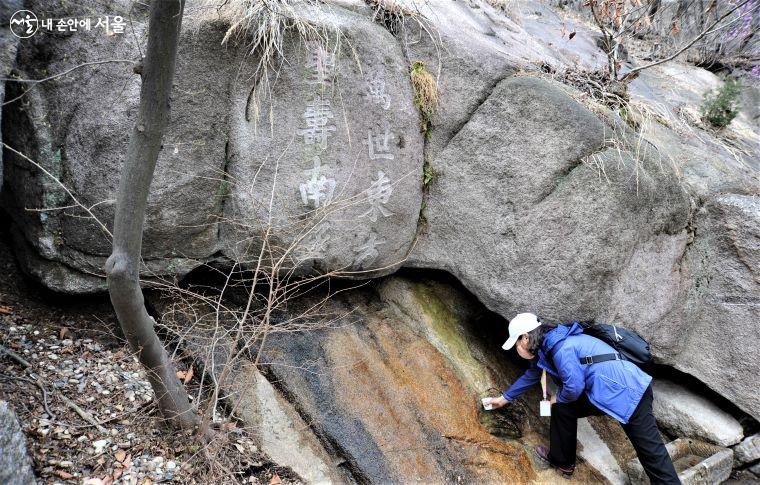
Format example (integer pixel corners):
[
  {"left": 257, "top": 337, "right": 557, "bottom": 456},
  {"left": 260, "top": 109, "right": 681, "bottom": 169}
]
[{"left": 576, "top": 321, "right": 653, "bottom": 370}]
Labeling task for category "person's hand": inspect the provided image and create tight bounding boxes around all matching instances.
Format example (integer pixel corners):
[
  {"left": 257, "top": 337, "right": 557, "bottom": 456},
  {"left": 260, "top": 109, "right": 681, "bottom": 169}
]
[
  {"left": 550, "top": 394, "right": 557, "bottom": 405},
  {"left": 487, "top": 395, "right": 510, "bottom": 409}
]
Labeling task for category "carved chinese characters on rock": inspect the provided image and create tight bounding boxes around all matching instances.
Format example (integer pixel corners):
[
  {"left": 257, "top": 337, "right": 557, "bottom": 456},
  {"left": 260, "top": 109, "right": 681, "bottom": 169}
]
[
  {"left": 366, "top": 70, "right": 391, "bottom": 110},
  {"left": 295, "top": 222, "right": 331, "bottom": 262},
  {"left": 294, "top": 43, "right": 337, "bottom": 264},
  {"left": 353, "top": 232, "right": 386, "bottom": 269},
  {"left": 305, "top": 41, "right": 334, "bottom": 87},
  {"left": 366, "top": 124, "right": 395, "bottom": 161},
  {"left": 299, "top": 156, "right": 336, "bottom": 209},
  {"left": 360, "top": 170, "right": 394, "bottom": 222},
  {"left": 298, "top": 97, "right": 336, "bottom": 150}
]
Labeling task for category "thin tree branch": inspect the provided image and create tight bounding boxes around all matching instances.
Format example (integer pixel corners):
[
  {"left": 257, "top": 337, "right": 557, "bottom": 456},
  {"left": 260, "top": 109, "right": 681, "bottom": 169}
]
[{"left": 620, "top": 0, "right": 754, "bottom": 81}]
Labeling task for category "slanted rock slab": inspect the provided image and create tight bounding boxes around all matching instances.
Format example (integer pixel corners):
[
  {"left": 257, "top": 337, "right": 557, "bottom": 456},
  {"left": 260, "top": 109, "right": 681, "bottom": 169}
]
[{"left": 652, "top": 380, "right": 743, "bottom": 446}]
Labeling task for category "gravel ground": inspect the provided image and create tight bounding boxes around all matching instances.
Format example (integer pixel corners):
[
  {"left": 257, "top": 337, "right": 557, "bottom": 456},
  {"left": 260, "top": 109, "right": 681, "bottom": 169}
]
[{"left": 0, "top": 216, "right": 299, "bottom": 484}]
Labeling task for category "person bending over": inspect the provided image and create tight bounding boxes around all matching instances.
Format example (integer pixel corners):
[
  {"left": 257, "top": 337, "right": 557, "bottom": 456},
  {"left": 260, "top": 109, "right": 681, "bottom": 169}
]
[{"left": 484, "top": 313, "right": 679, "bottom": 483}]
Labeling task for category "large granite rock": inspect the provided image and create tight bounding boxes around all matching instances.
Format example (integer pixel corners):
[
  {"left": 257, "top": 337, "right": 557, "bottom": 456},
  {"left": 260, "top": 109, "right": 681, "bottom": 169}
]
[
  {"left": 0, "top": 401, "right": 36, "bottom": 485},
  {"left": 652, "top": 380, "right": 744, "bottom": 447},
  {"left": 2, "top": 0, "right": 760, "bottom": 435},
  {"left": 407, "top": 74, "right": 690, "bottom": 323},
  {"left": 2, "top": 0, "right": 423, "bottom": 293},
  {"left": 664, "top": 194, "right": 760, "bottom": 422},
  {"left": 2, "top": 0, "right": 231, "bottom": 292},
  {"left": 222, "top": 3, "right": 423, "bottom": 275}
]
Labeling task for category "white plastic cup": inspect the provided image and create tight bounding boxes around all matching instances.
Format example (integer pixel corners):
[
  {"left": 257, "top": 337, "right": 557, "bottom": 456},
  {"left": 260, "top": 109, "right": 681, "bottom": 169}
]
[{"left": 482, "top": 397, "right": 493, "bottom": 411}]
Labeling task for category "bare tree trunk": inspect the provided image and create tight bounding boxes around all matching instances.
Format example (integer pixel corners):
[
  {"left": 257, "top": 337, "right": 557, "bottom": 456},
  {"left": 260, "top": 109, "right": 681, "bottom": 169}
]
[{"left": 105, "top": 0, "right": 196, "bottom": 430}]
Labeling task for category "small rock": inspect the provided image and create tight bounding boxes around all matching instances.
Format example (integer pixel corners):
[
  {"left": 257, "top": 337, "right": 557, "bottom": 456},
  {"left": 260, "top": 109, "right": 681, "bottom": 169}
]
[
  {"left": 92, "top": 439, "right": 109, "bottom": 454},
  {"left": 734, "top": 433, "right": 760, "bottom": 466}
]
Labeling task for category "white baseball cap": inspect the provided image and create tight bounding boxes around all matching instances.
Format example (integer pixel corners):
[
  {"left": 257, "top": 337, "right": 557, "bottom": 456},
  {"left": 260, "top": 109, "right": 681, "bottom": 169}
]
[{"left": 502, "top": 313, "right": 541, "bottom": 350}]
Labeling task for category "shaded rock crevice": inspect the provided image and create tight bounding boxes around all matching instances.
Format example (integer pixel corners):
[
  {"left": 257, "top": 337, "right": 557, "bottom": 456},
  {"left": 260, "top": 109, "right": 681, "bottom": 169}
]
[
  {"left": 215, "top": 139, "right": 232, "bottom": 246},
  {"left": 534, "top": 154, "right": 588, "bottom": 205}
]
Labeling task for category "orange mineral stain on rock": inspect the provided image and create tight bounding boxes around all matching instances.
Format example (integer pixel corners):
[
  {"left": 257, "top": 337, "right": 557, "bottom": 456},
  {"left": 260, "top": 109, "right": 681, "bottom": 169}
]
[{"left": 323, "top": 312, "right": 536, "bottom": 483}]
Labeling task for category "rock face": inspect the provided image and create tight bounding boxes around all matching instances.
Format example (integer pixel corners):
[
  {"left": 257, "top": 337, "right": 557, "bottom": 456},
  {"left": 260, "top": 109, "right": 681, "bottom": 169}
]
[
  {"left": 254, "top": 275, "right": 540, "bottom": 483},
  {"left": 2, "top": 0, "right": 422, "bottom": 293},
  {"left": 230, "top": 365, "right": 343, "bottom": 484},
  {"left": 222, "top": 3, "right": 423, "bottom": 275},
  {"left": 0, "top": 401, "right": 36, "bottom": 485},
  {"left": 2, "top": 0, "right": 232, "bottom": 292},
  {"left": 408, "top": 74, "right": 689, "bottom": 323},
  {"left": 652, "top": 380, "right": 743, "bottom": 447},
  {"left": 3, "top": 0, "right": 760, "bottom": 451}
]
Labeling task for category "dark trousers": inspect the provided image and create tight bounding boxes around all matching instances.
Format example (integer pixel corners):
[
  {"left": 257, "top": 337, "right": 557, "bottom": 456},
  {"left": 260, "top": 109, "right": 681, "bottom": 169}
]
[{"left": 547, "top": 385, "right": 680, "bottom": 484}]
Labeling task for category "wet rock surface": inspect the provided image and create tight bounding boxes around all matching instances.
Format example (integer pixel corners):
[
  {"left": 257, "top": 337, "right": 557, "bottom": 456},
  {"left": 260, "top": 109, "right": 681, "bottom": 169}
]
[{"left": 256, "top": 276, "right": 537, "bottom": 483}]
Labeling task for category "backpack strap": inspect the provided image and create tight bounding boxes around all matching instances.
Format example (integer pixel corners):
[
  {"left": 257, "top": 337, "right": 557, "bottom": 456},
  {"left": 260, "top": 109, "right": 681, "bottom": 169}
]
[{"left": 579, "top": 353, "right": 622, "bottom": 365}]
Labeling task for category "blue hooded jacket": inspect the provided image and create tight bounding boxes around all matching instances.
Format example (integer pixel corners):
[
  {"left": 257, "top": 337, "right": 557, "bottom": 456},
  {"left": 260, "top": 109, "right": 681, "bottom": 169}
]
[{"left": 502, "top": 322, "right": 652, "bottom": 424}]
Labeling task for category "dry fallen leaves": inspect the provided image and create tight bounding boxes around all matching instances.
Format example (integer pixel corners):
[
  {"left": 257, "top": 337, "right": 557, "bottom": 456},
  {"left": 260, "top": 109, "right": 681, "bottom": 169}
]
[{"left": 176, "top": 365, "right": 194, "bottom": 384}]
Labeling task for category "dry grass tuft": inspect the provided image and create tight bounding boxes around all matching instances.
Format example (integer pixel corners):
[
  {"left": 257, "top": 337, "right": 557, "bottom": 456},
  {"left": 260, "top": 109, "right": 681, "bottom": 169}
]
[
  {"left": 187, "top": 0, "right": 338, "bottom": 125},
  {"left": 366, "top": 0, "right": 421, "bottom": 35},
  {"left": 410, "top": 60, "right": 438, "bottom": 136}
]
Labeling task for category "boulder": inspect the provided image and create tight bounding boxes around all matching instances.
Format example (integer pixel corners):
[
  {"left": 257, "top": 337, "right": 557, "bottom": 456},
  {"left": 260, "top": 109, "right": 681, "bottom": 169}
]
[
  {"left": 407, "top": 74, "right": 690, "bottom": 323},
  {"left": 0, "top": 401, "right": 36, "bottom": 485},
  {"left": 2, "top": 0, "right": 423, "bottom": 293},
  {"left": 221, "top": 3, "right": 423, "bottom": 276},
  {"left": 657, "top": 193, "right": 760, "bottom": 422},
  {"left": 652, "top": 380, "right": 743, "bottom": 447},
  {"left": 733, "top": 433, "right": 760, "bottom": 467},
  {"left": 2, "top": 0, "right": 233, "bottom": 292}
]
